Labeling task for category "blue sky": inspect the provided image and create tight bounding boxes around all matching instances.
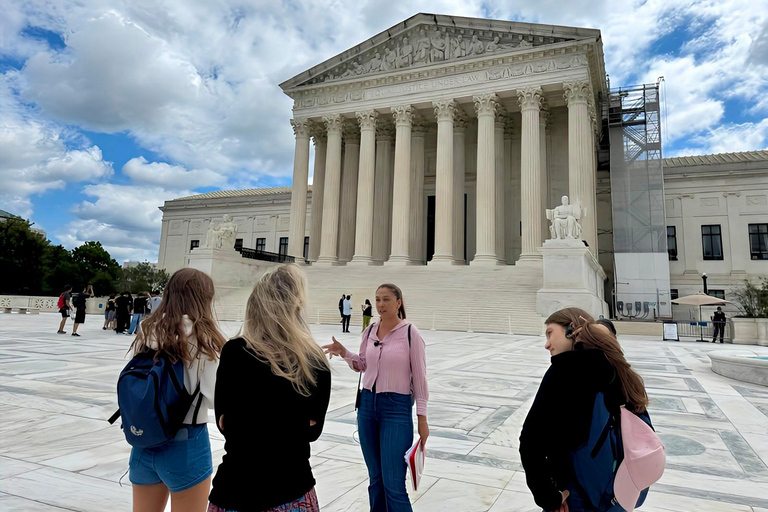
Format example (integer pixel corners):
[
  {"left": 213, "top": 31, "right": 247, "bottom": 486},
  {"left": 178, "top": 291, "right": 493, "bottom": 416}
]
[{"left": 1, "top": 1, "right": 767, "bottom": 263}]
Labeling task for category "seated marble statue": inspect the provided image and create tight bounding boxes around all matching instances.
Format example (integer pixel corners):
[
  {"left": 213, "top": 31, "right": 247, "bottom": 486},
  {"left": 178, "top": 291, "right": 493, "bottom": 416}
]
[
  {"left": 546, "top": 196, "right": 583, "bottom": 240},
  {"left": 204, "top": 214, "right": 237, "bottom": 249}
]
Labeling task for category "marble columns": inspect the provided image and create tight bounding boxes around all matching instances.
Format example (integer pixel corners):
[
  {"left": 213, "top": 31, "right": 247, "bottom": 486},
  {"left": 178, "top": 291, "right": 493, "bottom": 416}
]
[
  {"left": 288, "top": 117, "right": 311, "bottom": 261},
  {"left": 452, "top": 111, "right": 468, "bottom": 264},
  {"left": 317, "top": 114, "right": 343, "bottom": 264},
  {"left": 564, "top": 79, "right": 598, "bottom": 254},
  {"left": 503, "top": 117, "right": 515, "bottom": 264},
  {"left": 350, "top": 110, "right": 378, "bottom": 265},
  {"left": 494, "top": 112, "right": 506, "bottom": 264},
  {"left": 539, "top": 103, "right": 550, "bottom": 243},
  {"left": 431, "top": 99, "right": 457, "bottom": 265},
  {"left": 308, "top": 129, "right": 327, "bottom": 262},
  {"left": 372, "top": 121, "right": 394, "bottom": 263},
  {"left": 389, "top": 105, "right": 415, "bottom": 264},
  {"left": 472, "top": 93, "right": 500, "bottom": 265},
  {"left": 338, "top": 121, "right": 360, "bottom": 262},
  {"left": 409, "top": 121, "right": 427, "bottom": 265},
  {"left": 518, "top": 86, "right": 544, "bottom": 262}
]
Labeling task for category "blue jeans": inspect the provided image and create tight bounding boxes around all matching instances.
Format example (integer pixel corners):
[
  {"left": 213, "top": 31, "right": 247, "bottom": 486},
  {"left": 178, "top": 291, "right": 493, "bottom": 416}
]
[
  {"left": 128, "top": 313, "right": 144, "bottom": 334},
  {"left": 357, "top": 389, "right": 414, "bottom": 512}
]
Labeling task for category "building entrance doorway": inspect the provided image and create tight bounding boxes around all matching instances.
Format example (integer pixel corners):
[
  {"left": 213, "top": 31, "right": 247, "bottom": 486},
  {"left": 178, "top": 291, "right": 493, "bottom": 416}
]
[{"left": 426, "top": 194, "right": 467, "bottom": 263}]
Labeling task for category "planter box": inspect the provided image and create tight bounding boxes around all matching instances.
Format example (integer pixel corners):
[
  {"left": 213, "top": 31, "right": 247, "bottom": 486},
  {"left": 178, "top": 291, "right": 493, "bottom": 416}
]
[
  {"left": 731, "top": 317, "right": 758, "bottom": 345},
  {"left": 757, "top": 318, "right": 768, "bottom": 347}
]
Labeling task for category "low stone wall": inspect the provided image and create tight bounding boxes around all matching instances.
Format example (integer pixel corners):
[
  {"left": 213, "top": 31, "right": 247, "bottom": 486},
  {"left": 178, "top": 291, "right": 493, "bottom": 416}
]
[
  {"left": 0, "top": 295, "right": 107, "bottom": 315},
  {"left": 710, "top": 350, "right": 768, "bottom": 387}
]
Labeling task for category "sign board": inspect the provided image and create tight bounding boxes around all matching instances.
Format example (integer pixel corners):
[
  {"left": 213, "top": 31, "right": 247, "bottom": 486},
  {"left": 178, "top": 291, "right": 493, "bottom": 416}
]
[{"left": 663, "top": 322, "right": 679, "bottom": 342}]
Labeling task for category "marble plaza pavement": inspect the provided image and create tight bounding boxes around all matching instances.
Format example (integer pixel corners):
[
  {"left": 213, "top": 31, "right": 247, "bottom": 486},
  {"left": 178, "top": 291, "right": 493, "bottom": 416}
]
[{"left": 1, "top": 313, "right": 768, "bottom": 512}]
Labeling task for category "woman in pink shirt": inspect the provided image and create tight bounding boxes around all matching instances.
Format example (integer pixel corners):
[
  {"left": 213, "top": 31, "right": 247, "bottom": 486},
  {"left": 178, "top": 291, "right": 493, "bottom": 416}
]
[{"left": 324, "top": 283, "right": 429, "bottom": 512}]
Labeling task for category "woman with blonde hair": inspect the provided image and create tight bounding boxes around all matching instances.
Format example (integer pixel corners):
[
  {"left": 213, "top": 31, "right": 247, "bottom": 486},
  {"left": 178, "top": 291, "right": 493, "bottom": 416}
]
[
  {"left": 208, "top": 263, "right": 331, "bottom": 512},
  {"left": 520, "top": 307, "right": 650, "bottom": 512},
  {"left": 128, "top": 268, "right": 226, "bottom": 512}
]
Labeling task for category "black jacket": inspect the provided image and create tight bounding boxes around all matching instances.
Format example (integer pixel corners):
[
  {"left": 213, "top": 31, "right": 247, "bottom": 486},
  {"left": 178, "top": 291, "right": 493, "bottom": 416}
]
[
  {"left": 209, "top": 338, "right": 331, "bottom": 511},
  {"left": 519, "top": 348, "right": 624, "bottom": 511}
]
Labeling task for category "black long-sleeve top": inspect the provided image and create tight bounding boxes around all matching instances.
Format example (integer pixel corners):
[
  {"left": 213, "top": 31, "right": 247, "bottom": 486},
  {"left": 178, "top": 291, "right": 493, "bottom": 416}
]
[
  {"left": 519, "top": 348, "right": 624, "bottom": 511},
  {"left": 209, "top": 338, "right": 332, "bottom": 511}
]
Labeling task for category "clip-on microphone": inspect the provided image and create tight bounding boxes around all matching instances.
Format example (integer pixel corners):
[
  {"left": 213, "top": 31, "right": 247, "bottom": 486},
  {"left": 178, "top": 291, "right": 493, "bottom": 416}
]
[{"left": 374, "top": 340, "right": 382, "bottom": 347}]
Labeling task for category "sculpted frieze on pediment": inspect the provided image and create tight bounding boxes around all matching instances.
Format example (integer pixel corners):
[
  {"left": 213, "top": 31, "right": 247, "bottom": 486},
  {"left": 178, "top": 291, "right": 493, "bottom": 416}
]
[{"left": 302, "top": 27, "right": 572, "bottom": 86}]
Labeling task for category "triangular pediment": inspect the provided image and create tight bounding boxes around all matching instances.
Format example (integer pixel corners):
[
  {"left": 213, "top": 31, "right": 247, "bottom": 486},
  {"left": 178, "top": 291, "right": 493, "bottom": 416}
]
[{"left": 280, "top": 13, "right": 600, "bottom": 90}]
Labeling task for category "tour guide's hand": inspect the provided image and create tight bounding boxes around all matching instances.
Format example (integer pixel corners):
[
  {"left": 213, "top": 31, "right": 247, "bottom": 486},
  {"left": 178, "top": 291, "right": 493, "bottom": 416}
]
[
  {"left": 322, "top": 337, "right": 347, "bottom": 359},
  {"left": 418, "top": 415, "right": 429, "bottom": 448},
  {"left": 551, "top": 490, "right": 570, "bottom": 512},
  {"left": 218, "top": 415, "right": 224, "bottom": 432}
]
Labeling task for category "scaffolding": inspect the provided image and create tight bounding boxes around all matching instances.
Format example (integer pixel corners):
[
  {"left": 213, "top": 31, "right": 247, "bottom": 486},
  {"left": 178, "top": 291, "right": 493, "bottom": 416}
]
[{"left": 608, "top": 83, "right": 671, "bottom": 319}]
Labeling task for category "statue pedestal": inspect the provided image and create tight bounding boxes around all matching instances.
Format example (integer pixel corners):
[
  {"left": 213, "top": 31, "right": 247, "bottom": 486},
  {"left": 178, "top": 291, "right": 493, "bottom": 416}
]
[
  {"left": 536, "top": 239, "right": 609, "bottom": 319},
  {"left": 187, "top": 248, "right": 280, "bottom": 321}
]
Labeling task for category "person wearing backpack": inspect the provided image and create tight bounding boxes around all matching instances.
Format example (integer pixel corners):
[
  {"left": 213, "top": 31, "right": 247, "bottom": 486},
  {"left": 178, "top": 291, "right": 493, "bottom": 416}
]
[
  {"left": 57, "top": 284, "right": 73, "bottom": 334},
  {"left": 124, "top": 268, "right": 225, "bottom": 512},
  {"left": 208, "top": 264, "right": 331, "bottom": 512},
  {"left": 323, "top": 283, "right": 429, "bottom": 512},
  {"left": 520, "top": 307, "right": 655, "bottom": 512},
  {"left": 71, "top": 285, "right": 94, "bottom": 337}
]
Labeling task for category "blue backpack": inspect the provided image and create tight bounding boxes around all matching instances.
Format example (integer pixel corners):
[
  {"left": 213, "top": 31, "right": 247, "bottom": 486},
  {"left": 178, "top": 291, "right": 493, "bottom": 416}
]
[
  {"left": 108, "top": 350, "right": 201, "bottom": 448},
  {"left": 570, "top": 392, "right": 652, "bottom": 511}
]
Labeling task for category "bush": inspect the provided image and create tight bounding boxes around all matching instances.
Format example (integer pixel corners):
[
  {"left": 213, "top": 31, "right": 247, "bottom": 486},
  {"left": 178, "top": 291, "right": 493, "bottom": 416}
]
[{"left": 732, "top": 279, "right": 768, "bottom": 318}]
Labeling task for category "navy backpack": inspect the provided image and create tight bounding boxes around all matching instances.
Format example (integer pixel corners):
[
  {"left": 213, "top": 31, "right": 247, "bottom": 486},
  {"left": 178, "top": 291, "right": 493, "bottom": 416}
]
[
  {"left": 108, "top": 350, "right": 201, "bottom": 448},
  {"left": 570, "top": 392, "right": 652, "bottom": 511}
]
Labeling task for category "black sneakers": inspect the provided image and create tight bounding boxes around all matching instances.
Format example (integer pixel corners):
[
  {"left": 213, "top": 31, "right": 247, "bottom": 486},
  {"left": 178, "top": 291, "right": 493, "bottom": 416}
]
[{"left": 71, "top": 333, "right": 81, "bottom": 337}]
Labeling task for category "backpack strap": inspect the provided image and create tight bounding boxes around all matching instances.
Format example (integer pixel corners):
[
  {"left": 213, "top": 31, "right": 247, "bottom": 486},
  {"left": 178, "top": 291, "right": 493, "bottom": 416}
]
[
  {"left": 191, "top": 382, "right": 203, "bottom": 424},
  {"left": 357, "top": 322, "right": 376, "bottom": 389},
  {"left": 107, "top": 409, "right": 120, "bottom": 424}
]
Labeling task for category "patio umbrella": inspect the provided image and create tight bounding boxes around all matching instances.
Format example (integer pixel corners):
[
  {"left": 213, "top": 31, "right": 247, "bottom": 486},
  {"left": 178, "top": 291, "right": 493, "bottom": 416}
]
[{"left": 672, "top": 292, "right": 733, "bottom": 341}]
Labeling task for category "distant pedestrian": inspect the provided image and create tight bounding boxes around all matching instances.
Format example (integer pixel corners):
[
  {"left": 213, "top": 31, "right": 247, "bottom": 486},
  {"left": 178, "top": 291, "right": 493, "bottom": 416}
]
[
  {"left": 712, "top": 307, "right": 726, "bottom": 343},
  {"left": 57, "top": 284, "right": 73, "bottom": 334},
  {"left": 339, "top": 293, "right": 346, "bottom": 324},
  {"left": 115, "top": 291, "right": 132, "bottom": 334},
  {"left": 127, "top": 292, "right": 150, "bottom": 335},
  {"left": 103, "top": 294, "right": 116, "bottom": 330},
  {"left": 361, "top": 299, "right": 373, "bottom": 331},
  {"left": 342, "top": 295, "right": 352, "bottom": 333},
  {"left": 148, "top": 290, "right": 162, "bottom": 315},
  {"left": 71, "top": 285, "right": 94, "bottom": 337}
]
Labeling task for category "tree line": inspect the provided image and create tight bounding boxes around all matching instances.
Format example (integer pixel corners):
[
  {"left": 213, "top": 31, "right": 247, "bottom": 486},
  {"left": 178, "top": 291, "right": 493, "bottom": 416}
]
[{"left": 0, "top": 218, "right": 169, "bottom": 296}]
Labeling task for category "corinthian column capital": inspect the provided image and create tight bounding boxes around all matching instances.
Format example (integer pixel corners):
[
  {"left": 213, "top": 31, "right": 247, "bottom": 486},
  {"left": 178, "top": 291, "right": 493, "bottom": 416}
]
[
  {"left": 291, "top": 117, "right": 312, "bottom": 138},
  {"left": 503, "top": 117, "right": 515, "bottom": 139},
  {"left": 392, "top": 105, "right": 415, "bottom": 127},
  {"left": 453, "top": 109, "right": 469, "bottom": 133},
  {"left": 412, "top": 117, "right": 429, "bottom": 134},
  {"left": 473, "top": 93, "right": 500, "bottom": 117},
  {"left": 322, "top": 114, "right": 343, "bottom": 134},
  {"left": 309, "top": 124, "right": 326, "bottom": 145},
  {"left": 356, "top": 110, "right": 379, "bottom": 131},
  {"left": 563, "top": 79, "right": 592, "bottom": 106},
  {"left": 432, "top": 99, "right": 457, "bottom": 122},
  {"left": 376, "top": 120, "right": 395, "bottom": 141},
  {"left": 342, "top": 120, "right": 360, "bottom": 143},
  {"left": 517, "top": 86, "right": 543, "bottom": 112},
  {"left": 539, "top": 101, "right": 550, "bottom": 128}
]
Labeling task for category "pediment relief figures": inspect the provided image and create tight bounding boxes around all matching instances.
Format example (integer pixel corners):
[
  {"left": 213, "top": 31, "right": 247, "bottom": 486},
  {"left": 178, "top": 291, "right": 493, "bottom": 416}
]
[{"left": 303, "top": 26, "right": 563, "bottom": 86}]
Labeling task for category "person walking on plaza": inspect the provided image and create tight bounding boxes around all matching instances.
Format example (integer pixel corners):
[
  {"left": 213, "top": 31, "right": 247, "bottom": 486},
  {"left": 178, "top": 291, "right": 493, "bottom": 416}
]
[
  {"left": 339, "top": 293, "right": 346, "bottom": 324},
  {"left": 115, "top": 291, "right": 132, "bottom": 334},
  {"left": 520, "top": 307, "right": 655, "bottom": 512},
  {"left": 323, "top": 283, "right": 429, "bottom": 512},
  {"left": 712, "top": 307, "right": 727, "bottom": 343},
  {"left": 57, "top": 284, "right": 73, "bottom": 334},
  {"left": 208, "top": 264, "right": 331, "bottom": 512},
  {"left": 71, "top": 285, "right": 94, "bottom": 337},
  {"left": 341, "top": 294, "right": 352, "bottom": 333},
  {"left": 361, "top": 298, "right": 373, "bottom": 331},
  {"left": 128, "top": 292, "right": 150, "bottom": 336},
  {"left": 128, "top": 268, "right": 225, "bottom": 512},
  {"left": 148, "top": 290, "right": 162, "bottom": 315},
  {"left": 103, "top": 294, "right": 117, "bottom": 330}
]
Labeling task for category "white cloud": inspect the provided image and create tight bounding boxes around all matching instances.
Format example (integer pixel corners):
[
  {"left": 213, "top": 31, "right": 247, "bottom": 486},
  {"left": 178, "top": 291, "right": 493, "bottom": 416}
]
[{"left": 122, "top": 157, "right": 225, "bottom": 189}]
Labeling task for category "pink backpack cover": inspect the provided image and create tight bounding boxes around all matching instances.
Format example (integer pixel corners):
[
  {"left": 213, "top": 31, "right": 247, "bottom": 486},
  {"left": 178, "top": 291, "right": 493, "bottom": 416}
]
[{"left": 614, "top": 406, "right": 666, "bottom": 511}]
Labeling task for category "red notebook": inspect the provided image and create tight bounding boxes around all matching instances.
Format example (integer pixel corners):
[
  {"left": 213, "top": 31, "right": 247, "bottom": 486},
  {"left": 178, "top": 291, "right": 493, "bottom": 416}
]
[{"left": 404, "top": 439, "right": 425, "bottom": 491}]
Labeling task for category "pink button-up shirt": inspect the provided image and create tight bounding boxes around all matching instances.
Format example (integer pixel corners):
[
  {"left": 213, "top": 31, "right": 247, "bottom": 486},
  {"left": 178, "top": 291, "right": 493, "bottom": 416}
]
[{"left": 343, "top": 320, "right": 429, "bottom": 416}]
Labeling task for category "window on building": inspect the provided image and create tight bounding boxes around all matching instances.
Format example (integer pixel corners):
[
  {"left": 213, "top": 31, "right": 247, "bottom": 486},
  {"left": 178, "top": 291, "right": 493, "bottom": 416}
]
[
  {"left": 667, "top": 226, "right": 678, "bottom": 260},
  {"left": 749, "top": 223, "right": 768, "bottom": 260},
  {"left": 701, "top": 225, "right": 723, "bottom": 260},
  {"left": 709, "top": 289, "right": 725, "bottom": 300},
  {"left": 670, "top": 289, "right": 679, "bottom": 300},
  {"left": 256, "top": 238, "right": 266, "bottom": 252},
  {"left": 234, "top": 238, "right": 243, "bottom": 252},
  {"left": 304, "top": 236, "right": 310, "bottom": 260},
  {"left": 279, "top": 237, "right": 289, "bottom": 256},
  {"left": 190, "top": 240, "right": 200, "bottom": 251}
]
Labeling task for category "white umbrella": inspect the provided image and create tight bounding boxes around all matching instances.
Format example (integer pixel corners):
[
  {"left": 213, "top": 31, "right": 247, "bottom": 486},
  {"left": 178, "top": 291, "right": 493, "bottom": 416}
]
[{"left": 672, "top": 292, "right": 733, "bottom": 341}]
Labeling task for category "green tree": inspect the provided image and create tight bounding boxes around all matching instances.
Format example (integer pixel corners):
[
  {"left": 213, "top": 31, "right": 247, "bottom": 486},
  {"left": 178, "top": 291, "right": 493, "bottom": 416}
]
[
  {"left": 0, "top": 219, "right": 47, "bottom": 294},
  {"left": 71, "top": 241, "right": 121, "bottom": 294},
  {"left": 118, "top": 262, "right": 169, "bottom": 294},
  {"left": 41, "top": 244, "right": 80, "bottom": 295}
]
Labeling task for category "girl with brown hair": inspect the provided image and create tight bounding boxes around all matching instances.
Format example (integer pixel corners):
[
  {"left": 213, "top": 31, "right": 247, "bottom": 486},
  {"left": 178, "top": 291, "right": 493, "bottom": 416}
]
[
  {"left": 128, "top": 268, "right": 226, "bottom": 512},
  {"left": 520, "top": 307, "right": 649, "bottom": 512}
]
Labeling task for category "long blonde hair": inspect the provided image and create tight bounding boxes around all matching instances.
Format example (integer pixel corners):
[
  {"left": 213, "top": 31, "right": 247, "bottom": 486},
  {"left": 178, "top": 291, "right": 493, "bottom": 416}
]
[
  {"left": 546, "top": 307, "right": 649, "bottom": 413},
  {"left": 240, "top": 263, "right": 330, "bottom": 396},
  {"left": 131, "top": 268, "right": 226, "bottom": 363}
]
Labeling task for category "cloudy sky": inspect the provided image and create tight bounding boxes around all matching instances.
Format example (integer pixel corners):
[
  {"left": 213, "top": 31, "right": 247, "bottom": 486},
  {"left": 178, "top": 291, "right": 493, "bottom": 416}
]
[{"left": 2, "top": 0, "right": 767, "bottom": 263}]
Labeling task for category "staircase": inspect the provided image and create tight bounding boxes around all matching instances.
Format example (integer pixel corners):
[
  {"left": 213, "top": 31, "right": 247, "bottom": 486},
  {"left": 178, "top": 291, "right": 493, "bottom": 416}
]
[{"left": 303, "top": 263, "right": 546, "bottom": 335}]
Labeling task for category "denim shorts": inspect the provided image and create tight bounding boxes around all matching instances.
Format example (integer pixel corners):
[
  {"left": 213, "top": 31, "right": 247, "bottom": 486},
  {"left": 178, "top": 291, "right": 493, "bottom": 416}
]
[{"left": 129, "top": 424, "right": 212, "bottom": 492}]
